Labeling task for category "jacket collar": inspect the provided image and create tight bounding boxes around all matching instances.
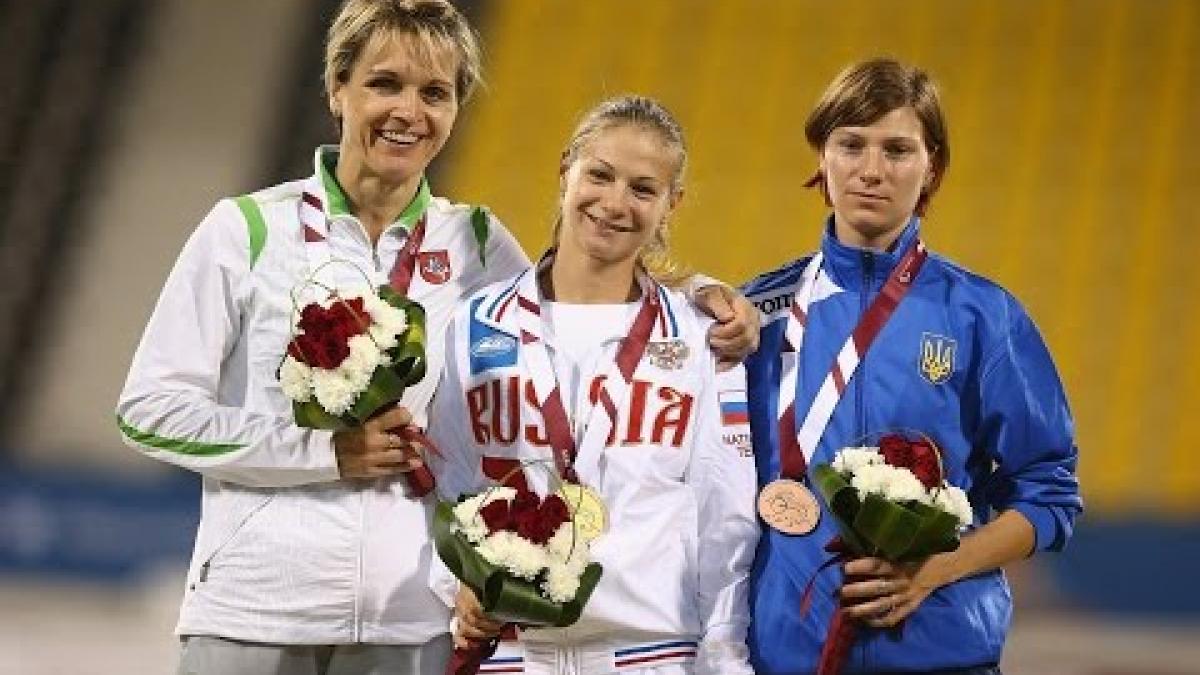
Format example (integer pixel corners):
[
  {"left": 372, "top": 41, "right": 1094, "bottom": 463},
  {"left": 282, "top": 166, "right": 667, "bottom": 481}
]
[
  {"left": 819, "top": 215, "right": 922, "bottom": 292},
  {"left": 471, "top": 253, "right": 684, "bottom": 343},
  {"left": 308, "top": 145, "right": 432, "bottom": 232}
]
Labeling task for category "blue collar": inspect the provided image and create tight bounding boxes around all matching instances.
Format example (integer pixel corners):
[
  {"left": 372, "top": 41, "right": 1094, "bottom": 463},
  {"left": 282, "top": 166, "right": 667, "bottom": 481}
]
[{"left": 819, "top": 216, "right": 922, "bottom": 291}]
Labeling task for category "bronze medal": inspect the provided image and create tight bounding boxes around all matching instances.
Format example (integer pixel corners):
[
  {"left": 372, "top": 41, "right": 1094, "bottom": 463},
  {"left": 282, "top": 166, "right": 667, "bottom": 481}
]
[{"left": 757, "top": 478, "right": 820, "bottom": 535}]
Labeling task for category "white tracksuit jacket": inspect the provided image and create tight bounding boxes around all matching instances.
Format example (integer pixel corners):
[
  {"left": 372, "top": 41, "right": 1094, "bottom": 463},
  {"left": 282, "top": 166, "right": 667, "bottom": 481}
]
[
  {"left": 116, "top": 147, "right": 529, "bottom": 644},
  {"left": 427, "top": 270, "right": 759, "bottom": 674}
]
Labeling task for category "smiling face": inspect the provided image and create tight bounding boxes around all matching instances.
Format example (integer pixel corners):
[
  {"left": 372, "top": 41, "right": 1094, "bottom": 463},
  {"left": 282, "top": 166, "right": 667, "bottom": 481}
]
[
  {"left": 330, "top": 29, "right": 459, "bottom": 189},
  {"left": 558, "top": 123, "right": 682, "bottom": 269},
  {"left": 821, "top": 106, "right": 933, "bottom": 250}
]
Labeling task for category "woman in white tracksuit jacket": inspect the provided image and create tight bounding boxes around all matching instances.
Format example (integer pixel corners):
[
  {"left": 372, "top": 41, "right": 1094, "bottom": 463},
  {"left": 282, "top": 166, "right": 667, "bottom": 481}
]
[
  {"left": 116, "top": 2, "right": 531, "bottom": 673},
  {"left": 428, "top": 96, "right": 760, "bottom": 675}
]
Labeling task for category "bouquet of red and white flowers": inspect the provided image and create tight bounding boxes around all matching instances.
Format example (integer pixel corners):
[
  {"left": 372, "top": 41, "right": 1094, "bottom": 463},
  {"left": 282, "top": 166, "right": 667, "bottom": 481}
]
[
  {"left": 433, "top": 483, "right": 604, "bottom": 675},
  {"left": 809, "top": 432, "right": 973, "bottom": 675},
  {"left": 278, "top": 284, "right": 437, "bottom": 495}
]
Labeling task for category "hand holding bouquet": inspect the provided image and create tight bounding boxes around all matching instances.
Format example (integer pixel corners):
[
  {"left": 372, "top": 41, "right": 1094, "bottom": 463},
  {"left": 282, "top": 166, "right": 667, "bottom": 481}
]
[
  {"left": 809, "top": 432, "right": 973, "bottom": 675},
  {"left": 278, "top": 284, "right": 438, "bottom": 495},
  {"left": 433, "top": 483, "right": 604, "bottom": 675}
]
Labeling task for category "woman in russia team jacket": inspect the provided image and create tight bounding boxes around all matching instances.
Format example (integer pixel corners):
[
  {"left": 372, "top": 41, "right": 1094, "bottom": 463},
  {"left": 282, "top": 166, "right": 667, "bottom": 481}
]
[
  {"left": 742, "top": 58, "right": 1082, "bottom": 674},
  {"left": 429, "top": 96, "right": 759, "bottom": 675}
]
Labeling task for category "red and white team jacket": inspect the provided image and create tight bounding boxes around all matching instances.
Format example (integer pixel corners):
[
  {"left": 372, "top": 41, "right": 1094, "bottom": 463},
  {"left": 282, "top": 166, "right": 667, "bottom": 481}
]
[
  {"left": 116, "top": 147, "right": 529, "bottom": 645},
  {"left": 428, "top": 267, "right": 759, "bottom": 674}
]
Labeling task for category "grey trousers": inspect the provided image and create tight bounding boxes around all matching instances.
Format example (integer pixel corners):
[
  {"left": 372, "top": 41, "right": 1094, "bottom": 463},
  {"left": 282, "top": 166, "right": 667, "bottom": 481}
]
[{"left": 177, "top": 634, "right": 453, "bottom": 675}]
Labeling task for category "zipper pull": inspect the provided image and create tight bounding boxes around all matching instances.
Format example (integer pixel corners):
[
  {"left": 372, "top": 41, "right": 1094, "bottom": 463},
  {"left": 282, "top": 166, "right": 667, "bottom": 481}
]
[{"left": 199, "top": 561, "right": 210, "bottom": 582}]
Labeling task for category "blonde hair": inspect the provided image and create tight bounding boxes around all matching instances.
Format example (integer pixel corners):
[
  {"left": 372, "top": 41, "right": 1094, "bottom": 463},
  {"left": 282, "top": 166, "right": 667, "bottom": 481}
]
[
  {"left": 324, "top": 0, "right": 482, "bottom": 108},
  {"left": 556, "top": 95, "right": 689, "bottom": 286}
]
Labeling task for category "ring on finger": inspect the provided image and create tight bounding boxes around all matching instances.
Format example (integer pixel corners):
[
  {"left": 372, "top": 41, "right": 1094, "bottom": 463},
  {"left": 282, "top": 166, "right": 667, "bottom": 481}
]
[{"left": 876, "top": 599, "right": 893, "bottom": 620}]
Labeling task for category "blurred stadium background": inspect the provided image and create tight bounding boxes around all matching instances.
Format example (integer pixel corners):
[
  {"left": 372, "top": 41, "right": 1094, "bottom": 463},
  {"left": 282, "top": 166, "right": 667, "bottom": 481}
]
[{"left": 1, "top": 0, "right": 1198, "bottom": 672}]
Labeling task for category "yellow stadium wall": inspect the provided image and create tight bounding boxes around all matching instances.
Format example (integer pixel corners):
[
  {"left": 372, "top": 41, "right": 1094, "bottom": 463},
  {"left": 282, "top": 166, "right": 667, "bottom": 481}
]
[{"left": 441, "top": 0, "right": 1200, "bottom": 517}]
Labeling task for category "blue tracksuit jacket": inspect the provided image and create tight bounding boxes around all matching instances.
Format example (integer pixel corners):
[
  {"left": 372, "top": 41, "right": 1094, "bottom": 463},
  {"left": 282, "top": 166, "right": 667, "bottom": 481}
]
[{"left": 743, "top": 218, "right": 1082, "bottom": 674}]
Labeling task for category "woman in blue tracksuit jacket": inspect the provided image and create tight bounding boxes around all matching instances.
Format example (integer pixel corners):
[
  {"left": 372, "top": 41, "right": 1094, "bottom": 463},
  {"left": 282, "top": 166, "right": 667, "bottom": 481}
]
[{"left": 743, "top": 58, "right": 1082, "bottom": 674}]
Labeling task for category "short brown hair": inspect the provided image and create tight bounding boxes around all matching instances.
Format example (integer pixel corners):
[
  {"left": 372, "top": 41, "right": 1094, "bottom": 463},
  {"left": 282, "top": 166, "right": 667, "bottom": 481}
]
[
  {"left": 805, "top": 57, "right": 949, "bottom": 210},
  {"left": 324, "top": 0, "right": 482, "bottom": 106}
]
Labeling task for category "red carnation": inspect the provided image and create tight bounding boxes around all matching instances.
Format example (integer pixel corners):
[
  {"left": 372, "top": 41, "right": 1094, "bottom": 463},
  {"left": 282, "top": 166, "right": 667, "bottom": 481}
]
[
  {"left": 515, "top": 508, "right": 559, "bottom": 545},
  {"left": 510, "top": 488, "right": 540, "bottom": 518},
  {"left": 537, "top": 494, "right": 571, "bottom": 531},
  {"left": 909, "top": 440, "right": 942, "bottom": 489},
  {"left": 878, "top": 434, "right": 913, "bottom": 468},
  {"left": 479, "top": 499, "right": 513, "bottom": 534},
  {"left": 327, "top": 297, "right": 370, "bottom": 337},
  {"left": 288, "top": 297, "right": 371, "bottom": 369},
  {"left": 287, "top": 333, "right": 351, "bottom": 369}
]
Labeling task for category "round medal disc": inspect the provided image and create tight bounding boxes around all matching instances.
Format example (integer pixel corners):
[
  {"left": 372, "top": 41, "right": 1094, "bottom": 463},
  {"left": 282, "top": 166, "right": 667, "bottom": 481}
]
[
  {"left": 557, "top": 483, "right": 608, "bottom": 542},
  {"left": 757, "top": 478, "right": 820, "bottom": 535}
]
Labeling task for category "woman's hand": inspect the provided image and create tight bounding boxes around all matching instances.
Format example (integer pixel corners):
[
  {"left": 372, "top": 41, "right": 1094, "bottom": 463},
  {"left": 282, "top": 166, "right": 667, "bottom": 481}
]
[
  {"left": 840, "top": 555, "right": 951, "bottom": 628},
  {"left": 453, "top": 584, "right": 506, "bottom": 649},
  {"left": 696, "top": 284, "right": 760, "bottom": 369},
  {"left": 332, "top": 405, "right": 424, "bottom": 479},
  {"left": 840, "top": 510, "right": 1037, "bottom": 628}
]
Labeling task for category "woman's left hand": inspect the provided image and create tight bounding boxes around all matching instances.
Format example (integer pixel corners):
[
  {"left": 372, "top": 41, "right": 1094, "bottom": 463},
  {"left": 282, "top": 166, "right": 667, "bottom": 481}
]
[
  {"left": 696, "top": 284, "right": 760, "bottom": 369},
  {"left": 840, "top": 555, "right": 948, "bottom": 628}
]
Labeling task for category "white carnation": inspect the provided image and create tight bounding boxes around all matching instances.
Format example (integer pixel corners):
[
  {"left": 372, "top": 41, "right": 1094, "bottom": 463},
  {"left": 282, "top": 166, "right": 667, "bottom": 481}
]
[
  {"left": 363, "top": 294, "right": 408, "bottom": 350},
  {"left": 934, "top": 485, "right": 974, "bottom": 528},
  {"left": 884, "top": 468, "right": 932, "bottom": 504},
  {"left": 278, "top": 356, "right": 312, "bottom": 402},
  {"left": 311, "top": 368, "right": 359, "bottom": 416},
  {"left": 542, "top": 559, "right": 584, "bottom": 603},
  {"left": 368, "top": 324, "right": 399, "bottom": 352},
  {"left": 851, "top": 463, "right": 929, "bottom": 504},
  {"left": 339, "top": 334, "right": 382, "bottom": 389},
  {"left": 833, "top": 447, "right": 884, "bottom": 474},
  {"left": 504, "top": 536, "right": 550, "bottom": 580},
  {"left": 478, "top": 531, "right": 548, "bottom": 580},
  {"left": 546, "top": 522, "right": 589, "bottom": 564},
  {"left": 453, "top": 494, "right": 490, "bottom": 543}
]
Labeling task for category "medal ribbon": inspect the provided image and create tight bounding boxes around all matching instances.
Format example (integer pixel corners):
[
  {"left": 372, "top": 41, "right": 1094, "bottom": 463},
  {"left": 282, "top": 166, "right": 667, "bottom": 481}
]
[
  {"left": 777, "top": 239, "right": 928, "bottom": 479},
  {"left": 298, "top": 181, "right": 428, "bottom": 295},
  {"left": 515, "top": 252, "right": 662, "bottom": 483}
]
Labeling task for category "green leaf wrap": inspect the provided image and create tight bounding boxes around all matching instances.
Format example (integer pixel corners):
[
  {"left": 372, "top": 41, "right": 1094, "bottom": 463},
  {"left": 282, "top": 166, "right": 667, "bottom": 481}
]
[
  {"left": 432, "top": 502, "right": 603, "bottom": 628},
  {"left": 812, "top": 464, "right": 962, "bottom": 561}
]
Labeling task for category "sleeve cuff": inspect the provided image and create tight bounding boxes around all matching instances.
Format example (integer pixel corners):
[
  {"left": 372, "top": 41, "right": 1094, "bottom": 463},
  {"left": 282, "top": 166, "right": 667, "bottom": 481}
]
[
  {"left": 308, "top": 429, "right": 343, "bottom": 481},
  {"left": 1008, "top": 502, "right": 1062, "bottom": 554}
]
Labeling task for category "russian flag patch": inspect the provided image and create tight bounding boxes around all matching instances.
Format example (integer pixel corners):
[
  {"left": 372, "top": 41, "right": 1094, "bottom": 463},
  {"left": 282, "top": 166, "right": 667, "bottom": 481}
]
[{"left": 719, "top": 390, "right": 749, "bottom": 426}]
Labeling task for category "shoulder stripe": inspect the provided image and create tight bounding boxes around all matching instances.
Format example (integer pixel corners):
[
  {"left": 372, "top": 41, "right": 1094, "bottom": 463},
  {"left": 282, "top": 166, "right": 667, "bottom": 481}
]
[
  {"left": 740, "top": 254, "right": 815, "bottom": 297},
  {"left": 116, "top": 415, "right": 246, "bottom": 456},
  {"left": 234, "top": 195, "right": 268, "bottom": 268},
  {"left": 471, "top": 206, "right": 490, "bottom": 267}
]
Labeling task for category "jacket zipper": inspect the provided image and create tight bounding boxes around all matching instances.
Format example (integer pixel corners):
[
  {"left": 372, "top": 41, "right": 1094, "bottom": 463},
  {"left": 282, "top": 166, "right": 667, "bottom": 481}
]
[{"left": 857, "top": 251, "right": 874, "bottom": 438}]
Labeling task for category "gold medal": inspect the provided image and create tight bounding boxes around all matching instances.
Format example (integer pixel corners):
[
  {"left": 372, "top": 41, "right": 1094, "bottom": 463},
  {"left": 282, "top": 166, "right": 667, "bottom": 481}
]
[
  {"left": 557, "top": 483, "right": 608, "bottom": 542},
  {"left": 757, "top": 478, "right": 820, "bottom": 535}
]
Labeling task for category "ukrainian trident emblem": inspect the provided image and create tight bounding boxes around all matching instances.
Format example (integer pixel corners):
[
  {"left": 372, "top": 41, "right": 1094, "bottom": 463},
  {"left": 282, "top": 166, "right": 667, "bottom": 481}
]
[{"left": 919, "top": 332, "right": 956, "bottom": 385}]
